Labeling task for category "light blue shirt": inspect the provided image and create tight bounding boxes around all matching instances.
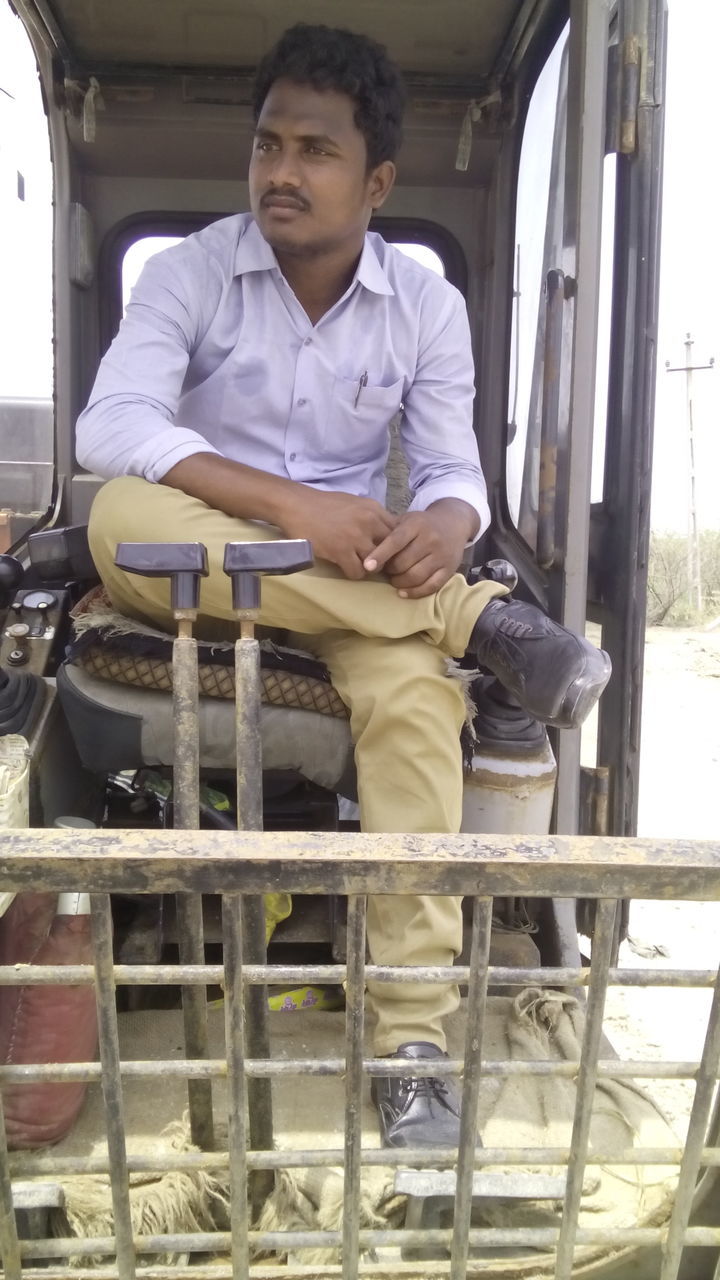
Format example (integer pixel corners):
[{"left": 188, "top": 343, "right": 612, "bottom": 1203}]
[{"left": 76, "top": 214, "right": 490, "bottom": 534}]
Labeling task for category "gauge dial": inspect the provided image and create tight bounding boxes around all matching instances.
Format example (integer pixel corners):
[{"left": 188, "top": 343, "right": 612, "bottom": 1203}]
[{"left": 21, "top": 590, "right": 57, "bottom": 611}]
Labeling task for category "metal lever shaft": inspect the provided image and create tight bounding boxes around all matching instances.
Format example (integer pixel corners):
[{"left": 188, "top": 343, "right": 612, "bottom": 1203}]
[
  {"left": 222, "top": 539, "right": 314, "bottom": 1212},
  {"left": 113, "top": 540, "right": 214, "bottom": 1150}
]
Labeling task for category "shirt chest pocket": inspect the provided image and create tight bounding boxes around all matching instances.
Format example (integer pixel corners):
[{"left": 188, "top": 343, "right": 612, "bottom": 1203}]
[{"left": 324, "top": 375, "right": 405, "bottom": 465}]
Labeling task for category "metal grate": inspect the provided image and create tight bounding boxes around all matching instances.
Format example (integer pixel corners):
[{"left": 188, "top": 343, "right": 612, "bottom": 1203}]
[{"left": 0, "top": 828, "right": 718, "bottom": 1279}]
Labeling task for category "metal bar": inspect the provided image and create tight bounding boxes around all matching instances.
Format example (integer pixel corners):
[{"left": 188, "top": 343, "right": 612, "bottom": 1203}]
[
  {"left": 537, "top": 268, "right": 565, "bottom": 569},
  {"left": 89, "top": 894, "right": 136, "bottom": 1280},
  {"left": 19, "top": 1234, "right": 720, "bottom": 1280},
  {"left": 2, "top": 1054, "right": 717, "bottom": 1085},
  {"left": 450, "top": 896, "right": 493, "bottom": 1280},
  {"left": 8, "top": 1142, "right": 720, "bottom": 1178},
  {"left": 234, "top": 635, "right": 262, "bottom": 830},
  {"left": 2, "top": 830, "right": 720, "bottom": 899},
  {"left": 342, "top": 895, "right": 367, "bottom": 1280},
  {"left": 235, "top": 634, "right": 274, "bottom": 1182},
  {"left": 0, "top": 1091, "right": 23, "bottom": 1280},
  {"left": 660, "top": 959, "right": 720, "bottom": 1280},
  {"left": 555, "top": 897, "right": 618, "bottom": 1279},
  {"left": 175, "top": 895, "right": 214, "bottom": 1149},
  {"left": 17, "top": 1222, "right": 720, "bottom": 1258},
  {"left": 172, "top": 629, "right": 201, "bottom": 830},
  {"left": 172, "top": 628, "right": 214, "bottom": 1150},
  {"left": 0, "top": 960, "right": 719, "bottom": 989},
  {"left": 552, "top": 0, "right": 611, "bottom": 833},
  {"left": 222, "top": 894, "right": 251, "bottom": 1280}
]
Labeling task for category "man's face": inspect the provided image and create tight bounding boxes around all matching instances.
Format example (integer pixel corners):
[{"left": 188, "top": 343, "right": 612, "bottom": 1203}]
[{"left": 249, "top": 78, "right": 394, "bottom": 260}]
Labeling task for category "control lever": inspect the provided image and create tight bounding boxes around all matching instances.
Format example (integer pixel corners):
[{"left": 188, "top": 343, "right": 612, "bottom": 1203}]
[
  {"left": 115, "top": 541, "right": 208, "bottom": 614},
  {"left": 223, "top": 539, "right": 314, "bottom": 624},
  {"left": 470, "top": 558, "right": 519, "bottom": 593},
  {"left": 114, "top": 540, "right": 212, "bottom": 1150},
  {"left": 28, "top": 525, "right": 97, "bottom": 583},
  {"left": 0, "top": 556, "right": 23, "bottom": 605},
  {"left": 222, "top": 538, "right": 313, "bottom": 1208}
]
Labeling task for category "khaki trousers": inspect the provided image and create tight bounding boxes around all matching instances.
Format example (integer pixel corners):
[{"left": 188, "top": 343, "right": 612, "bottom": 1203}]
[{"left": 88, "top": 478, "right": 504, "bottom": 1053}]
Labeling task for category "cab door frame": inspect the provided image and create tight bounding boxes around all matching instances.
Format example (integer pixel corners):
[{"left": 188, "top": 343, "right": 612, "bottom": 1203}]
[{"left": 481, "top": 0, "right": 667, "bottom": 840}]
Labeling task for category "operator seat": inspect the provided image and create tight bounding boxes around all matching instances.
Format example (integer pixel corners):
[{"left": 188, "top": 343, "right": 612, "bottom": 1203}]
[
  {"left": 41, "top": 429, "right": 424, "bottom": 808},
  {"left": 54, "top": 565, "right": 358, "bottom": 803}
]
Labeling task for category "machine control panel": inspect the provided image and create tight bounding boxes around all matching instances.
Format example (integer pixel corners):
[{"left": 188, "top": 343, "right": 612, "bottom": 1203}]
[{"left": 0, "top": 589, "right": 68, "bottom": 676}]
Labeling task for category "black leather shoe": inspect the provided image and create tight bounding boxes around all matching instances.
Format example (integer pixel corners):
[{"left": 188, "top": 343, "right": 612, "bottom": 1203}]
[
  {"left": 371, "top": 1042, "right": 465, "bottom": 1149},
  {"left": 470, "top": 598, "right": 611, "bottom": 729}
]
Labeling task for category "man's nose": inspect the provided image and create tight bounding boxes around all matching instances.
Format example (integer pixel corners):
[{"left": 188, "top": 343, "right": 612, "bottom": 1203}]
[{"left": 267, "top": 149, "right": 302, "bottom": 187}]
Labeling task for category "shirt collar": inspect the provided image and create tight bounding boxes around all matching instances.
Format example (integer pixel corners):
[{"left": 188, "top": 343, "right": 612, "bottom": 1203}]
[
  {"left": 234, "top": 217, "right": 280, "bottom": 276},
  {"left": 355, "top": 236, "right": 395, "bottom": 296},
  {"left": 235, "top": 218, "right": 395, "bottom": 297}
]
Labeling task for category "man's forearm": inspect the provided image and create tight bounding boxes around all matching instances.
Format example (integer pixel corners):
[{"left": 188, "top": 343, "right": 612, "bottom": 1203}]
[
  {"left": 161, "top": 451, "right": 306, "bottom": 531},
  {"left": 161, "top": 451, "right": 398, "bottom": 580}
]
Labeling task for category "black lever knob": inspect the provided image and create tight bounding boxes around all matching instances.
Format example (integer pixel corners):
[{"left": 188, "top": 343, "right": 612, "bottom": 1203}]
[
  {"left": 472, "top": 558, "right": 519, "bottom": 593},
  {"left": 0, "top": 555, "right": 23, "bottom": 602},
  {"left": 115, "top": 542, "right": 209, "bottom": 612},
  {"left": 28, "top": 525, "right": 96, "bottom": 581},
  {"left": 223, "top": 540, "right": 313, "bottom": 611}
]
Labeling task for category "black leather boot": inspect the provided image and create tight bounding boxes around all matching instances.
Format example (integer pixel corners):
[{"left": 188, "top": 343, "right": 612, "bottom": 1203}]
[
  {"left": 371, "top": 1042, "right": 467, "bottom": 1149},
  {"left": 469, "top": 598, "right": 611, "bottom": 729}
]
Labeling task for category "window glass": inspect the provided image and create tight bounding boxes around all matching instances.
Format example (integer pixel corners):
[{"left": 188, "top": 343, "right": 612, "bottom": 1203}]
[
  {"left": 122, "top": 236, "right": 184, "bottom": 311},
  {"left": 121, "top": 235, "right": 445, "bottom": 313},
  {"left": 506, "top": 28, "right": 568, "bottom": 544},
  {"left": 0, "top": 3, "right": 53, "bottom": 546}
]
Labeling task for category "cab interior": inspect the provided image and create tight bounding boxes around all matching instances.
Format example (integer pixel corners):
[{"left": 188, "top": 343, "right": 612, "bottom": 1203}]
[{"left": 3, "top": 0, "right": 663, "bottom": 973}]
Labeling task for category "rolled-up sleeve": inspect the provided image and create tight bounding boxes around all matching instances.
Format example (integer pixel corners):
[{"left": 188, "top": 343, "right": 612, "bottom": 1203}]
[
  {"left": 400, "top": 287, "right": 490, "bottom": 540},
  {"left": 75, "top": 250, "right": 222, "bottom": 481}
]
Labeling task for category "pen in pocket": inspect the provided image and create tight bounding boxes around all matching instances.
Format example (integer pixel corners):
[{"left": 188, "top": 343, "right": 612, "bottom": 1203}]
[{"left": 354, "top": 370, "right": 368, "bottom": 408}]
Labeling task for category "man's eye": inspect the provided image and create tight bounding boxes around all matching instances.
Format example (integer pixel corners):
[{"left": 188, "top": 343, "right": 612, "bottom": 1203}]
[
  {"left": 255, "top": 140, "right": 276, "bottom": 152},
  {"left": 307, "top": 145, "right": 328, "bottom": 156}
]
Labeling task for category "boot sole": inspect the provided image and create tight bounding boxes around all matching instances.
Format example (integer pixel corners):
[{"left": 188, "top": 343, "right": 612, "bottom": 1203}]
[{"left": 545, "top": 648, "right": 612, "bottom": 729}]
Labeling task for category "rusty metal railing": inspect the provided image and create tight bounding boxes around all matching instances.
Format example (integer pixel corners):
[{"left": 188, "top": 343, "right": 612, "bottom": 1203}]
[{"left": 0, "top": 829, "right": 718, "bottom": 1280}]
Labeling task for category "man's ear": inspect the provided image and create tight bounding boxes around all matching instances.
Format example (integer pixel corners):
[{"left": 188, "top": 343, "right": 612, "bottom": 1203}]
[{"left": 368, "top": 161, "right": 396, "bottom": 210}]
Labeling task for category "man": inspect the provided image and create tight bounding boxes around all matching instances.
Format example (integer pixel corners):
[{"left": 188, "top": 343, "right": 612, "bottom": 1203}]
[{"left": 77, "top": 23, "right": 610, "bottom": 1148}]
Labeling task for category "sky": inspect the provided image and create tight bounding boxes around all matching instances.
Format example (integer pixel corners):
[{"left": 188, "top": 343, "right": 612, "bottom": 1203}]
[
  {"left": 651, "top": 1, "right": 720, "bottom": 533},
  {"left": 0, "top": 0, "right": 718, "bottom": 532}
]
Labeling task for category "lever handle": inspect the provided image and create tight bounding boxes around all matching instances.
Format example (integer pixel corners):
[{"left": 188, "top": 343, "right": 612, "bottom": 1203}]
[
  {"left": 115, "top": 542, "right": 209, "bottom": 612},
  {"left": 223, "top": 540, "right": 313, "bottom": 611},
  {"left": 28, "top": 525, "right": 96, "bottom": 582},
  {"left": 471, "top": 558, "right": 519, "bottom": 592},
  {"left": 0, "top": 555, "right": 23, "bottom": 600}
]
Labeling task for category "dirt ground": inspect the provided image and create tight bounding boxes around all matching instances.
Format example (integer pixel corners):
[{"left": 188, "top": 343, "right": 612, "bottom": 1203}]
[{"left": 598, "top": 625, "right": 720, "bottom": 1137}]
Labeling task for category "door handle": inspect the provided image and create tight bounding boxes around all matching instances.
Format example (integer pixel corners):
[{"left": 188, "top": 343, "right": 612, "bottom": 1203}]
[{"left": 537, "top": 268, "right": 566, "bottom": 570}]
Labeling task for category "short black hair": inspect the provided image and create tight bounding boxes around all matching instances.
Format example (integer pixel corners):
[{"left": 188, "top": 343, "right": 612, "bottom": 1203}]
[{"left": 252, "top": 23, "right": 406, "bottom": 169}]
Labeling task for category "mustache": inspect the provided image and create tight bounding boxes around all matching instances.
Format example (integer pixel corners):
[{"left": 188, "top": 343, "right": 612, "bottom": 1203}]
[{"left": 261, "top": 189, "right": 310, "bottom": 211}]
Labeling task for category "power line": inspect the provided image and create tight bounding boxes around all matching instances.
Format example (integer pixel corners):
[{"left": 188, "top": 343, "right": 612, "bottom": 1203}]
[{"left": 665, "top": 334, "right": 715, "bottom": 612}]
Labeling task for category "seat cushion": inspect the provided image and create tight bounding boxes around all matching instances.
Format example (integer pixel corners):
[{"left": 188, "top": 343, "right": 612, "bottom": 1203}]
[
  {"left": 69, "top": 588, "right": 349, "bottom": 720},
  {"left": 59, "top": 589, "right": 358, "bottom": 795},
  {"left": 57, "top": 663, "right": 357, "bottom": 798}
]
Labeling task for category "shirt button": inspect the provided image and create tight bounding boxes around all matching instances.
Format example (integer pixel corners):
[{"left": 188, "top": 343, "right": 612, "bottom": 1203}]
[
  {"left": 289, "top": 452, "right": 297, "bottom": 462},
  {"left": 297, "top": 398, "right": 307, "bottom": 407},
  {"left": 303, "top": 337, "right": 312, "bottom": 347}
]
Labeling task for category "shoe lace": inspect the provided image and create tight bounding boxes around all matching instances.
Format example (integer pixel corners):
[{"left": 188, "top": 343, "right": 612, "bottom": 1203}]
[{"left": 401, "top": 1074, "right": 449, "bottom": 1103}]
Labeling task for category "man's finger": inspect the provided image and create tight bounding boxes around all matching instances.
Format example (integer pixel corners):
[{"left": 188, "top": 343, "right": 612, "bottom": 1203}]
[
  {"left": 384, "top": 539, "right": 427, "bottom": 578},
  {"left": 363, "top": 522, "right": 415, "bottom": 573},
  {"left": 339, "top": 554, "right": 366, "bottom": 581},
  {"left": 388, "top": 553, "right": 437, "bottom": 590},
  {"left": 396, "top": 567, "right": 450, "bottom": 599}
]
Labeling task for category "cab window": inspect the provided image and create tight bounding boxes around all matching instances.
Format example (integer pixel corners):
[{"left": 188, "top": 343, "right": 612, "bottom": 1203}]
[
  {"left": 0, "top": 4, "right": 53, "bottom": 548},
  {"left": 121, "top": 235, "right": 445, "bottom": 312}
]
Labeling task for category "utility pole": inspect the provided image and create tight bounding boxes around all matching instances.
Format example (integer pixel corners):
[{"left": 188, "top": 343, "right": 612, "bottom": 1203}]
[{"left": 665, "top": 335, "right": 715, "bottom": 614}]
